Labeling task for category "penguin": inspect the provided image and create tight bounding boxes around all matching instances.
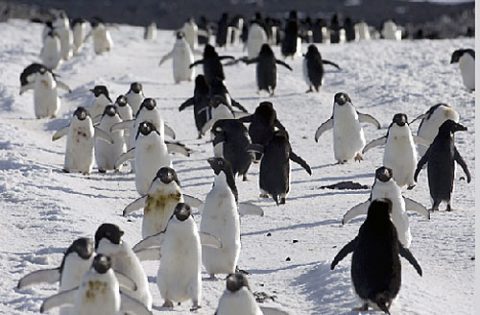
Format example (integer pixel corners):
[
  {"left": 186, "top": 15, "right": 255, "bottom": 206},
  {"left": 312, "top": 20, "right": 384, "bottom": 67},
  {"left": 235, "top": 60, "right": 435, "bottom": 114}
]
[
  {"left": 143, "top": 21, "right": 157, "bottom": 40},
  {"left": 242, "top": 43, "right": 292, "bottom": 96},
  {"left": 17, "top": 238, "right": 94, "bottom": 315},
  {"left": 40, "top": 30, "right": 62, "bottom": 70},
  {"left": 40, "top": 254, "right": 152, "bottom": 315},
  {"left": 72, "top": 18, "right": 88, "bottom": 54},
  {"left": 211, "top": 119, "right": 252, "bottom": 181},
  {"left": 450, "top": 49, "right": 475, "bottom": 91},
  {"left": 178, "top": 74, "right": 211, "bottom": 139},
  {"left": 362, "top": 113, "right": 428, "bottom": 189},
  {"left": 158, "top": 32, "right": 195, "bottom": 84},
  {"left": 197, "top": 15, "right": 211, "bottom": 46},
  {"left": 181, "top": 17, "right": 198, "bottom": 49},
  {"left": 42, "top": 20, "right": 55, "bottom": 41},
  {"left": 19, "top": 63, "right": 45, "bottom": 94},
  {"left": 125, "top": 82, "right": 145, "bottom": 114},
  {"left": 414, "top": 120, "right": 471, "bottom": 211},
  {"left": 246, "top": 21, "right": 268, "bottom": 59},
  {"left": 250, "top": 129, "right": 311, "bottom": 205},
  {"left": 94, "top": 223, "right": 153, "bottom": 311},
  {"left": 216, "top": 12, "right": 229, "bottom": 48},
  {"left": 414, "top": 103, "right": 460, "bottom": 157},
  {"left": 53, "top": 12, "right": 73, "bottom": 60},
  {"left": 312, "top": 18, "right": 327, "bottom": 43},
  {"left": 303, "top": 44, "right": 341, "bottom": 93},
  {"left": 329, "top": 13, "right": 346, "bottom": 44},
  {"left": 114, "top": 95, "right": 133, "bottom": 148},
  {"left": 95, "top": 105, "right": 126, "bottom": 173},
  {"left": 343, "top": 17, "right": 357, "bottom": 42},
  {"left": 355, "top": 21, "right": 371, "bottom": 40},
  {"left": 342, "top": 166, "right": 430, "bottom": 248},
  {"left": 88, "top": 85, "right": 112, "bottom": 119},
  {"left": 90, "top": 18, "right": 113, "bottom": 54},
  {"left": 229, "top": 15, "right": 244, "bottom": 46},
  {"left": 314, "top": 92, "right": 381, "bottom": 163},
  {"left": 189, "top": 44, "right": 235, "bottom": 85},
  {"left": 281, "top": 11, "right": 300, "bottom": 59},
  {"left": 331, "top": 199, "right": 423, "bottom": 314},
  {"left": 382, "top": 20, "right": 402, "bottom": 40}
]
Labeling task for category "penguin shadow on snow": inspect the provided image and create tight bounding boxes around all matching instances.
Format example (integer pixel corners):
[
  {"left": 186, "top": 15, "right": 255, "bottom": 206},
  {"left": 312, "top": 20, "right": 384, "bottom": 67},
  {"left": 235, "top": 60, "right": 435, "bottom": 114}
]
[
  {"left": 23, "top": 182, "right": 113, "bottom": 200},
  {"left": 288, "top": 190, "right": 368, "bottom": 203},
  {"left": 249, "top": 261, "right": 317, "bottom": 276}
]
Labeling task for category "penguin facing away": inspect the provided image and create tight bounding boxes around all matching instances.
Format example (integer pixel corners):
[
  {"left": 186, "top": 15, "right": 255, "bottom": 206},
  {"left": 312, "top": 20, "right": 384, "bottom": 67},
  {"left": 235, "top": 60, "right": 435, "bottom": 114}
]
[
  {"left": 281, "top": 13, "right": 300, "bottom": 59},
  {"left": 303, "top": 44, "right": 341, "bottom": 93},
  {"left": 158, "top": 32, "right": 195, "bottom": 84},
  {"left": 331, "top": 199, "right": 422, "bottom": 314},
  {"left": 450, "top": 49, "right": 475, "bottom": 91},
  {"left": 189, "top": 44, "right": 235, "bottom": 85},
  {"left": 414, "top": 120, "right": 471, "bottom": 211}
]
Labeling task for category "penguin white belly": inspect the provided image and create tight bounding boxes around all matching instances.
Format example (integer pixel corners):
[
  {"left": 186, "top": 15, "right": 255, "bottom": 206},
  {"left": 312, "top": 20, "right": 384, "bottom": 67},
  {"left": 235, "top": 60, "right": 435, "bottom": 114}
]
[
  {"left": 74, "top": 274, "right": 120, "bottom": 315},
  {"left": 247, "top": 26, "right": 267, "bottom": 58},
  {"left": 93, "top": 29, "right": 113, "bottom": 54},
  {"left": 65, "top": 123, "right": 94, "bottom": 174},
  {"left": 173, "top": 46, "right": 195, "bottom": 83},
  {"left": 73, "top": 24, "right": 86, "bottom": 53},
  {"left": 57, "top": 27, "right": 73, "bottom": 60},
  {"left": 34, "top": 83, "right": 58, "bottom": 118},
  {"left": 126, "top": 94, "right": 144, "bottom": 114},
  {"left": 95, "top": 119, "right": 125, "bottom": 171},
  {"left": 117, "top": 107, "right": 133, "bottom": 147},
  {"left": 135, "top": 142, "right": 171, "bottom": 195},
  {"left": 459, "top": 55, "right": 475, "bottom": 90},
  {"left": 41, "top": 38, "right": 62, "bottom": 69},
  {"left": 383, "top": 136, "right": 417, "bottom": 188},
  {"left": 143, "top": 193, "right": 183, "bottom": 238},
  {"left": 302, "top": 59, "right": 312, "bottom": 86},
  {"left": 333, "top": 110, "right": 365, "bottom": 162},
  {"left": 90, "top": 96, "right": 111, "bottom": 119},
  {"left": 216, "top": 289, "right": 263, "bottom": 315},
  {"left": 295, "top": 36, "right": 302, "bottom": 57}
]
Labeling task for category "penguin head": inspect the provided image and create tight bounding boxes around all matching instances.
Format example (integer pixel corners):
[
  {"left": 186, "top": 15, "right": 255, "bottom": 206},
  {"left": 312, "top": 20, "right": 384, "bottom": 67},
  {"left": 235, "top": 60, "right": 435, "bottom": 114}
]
[
  {"left": 204, "top": 44, "right": 217, "bottom": 58},
  {"left": 207, "top": 157, "right": 232, "bottom": 176},
  {"left": 256, "top": 101, "right": 276, "bottom": 125},
  {"left": 226, "top": 273, "right": 250, "bottom": 293},
  {"left": 38, "top": 66, "right": 48, "bottom": 75},
  {"left": 68, "top": 237, "right": 95, "bottom": 260},
  {"left": 155, "top": 167, "right": 180, "bottom": 185},
  {"left": 129, "top": 82, "right": 143, "bottom": 94},
  {"left": 92, "top": 254, "right": 112, "bottom": 274},
  {"left": 94, "top": 223, "right": 124, "bottom": 250},
  {"left": 306, "top": 44, "right": 320, "bottom": 58},
  {"left": 210, "top": 95, "right": 227, "bottom": 108},
  {"left": 173, "top": 202, "right": 191, "bottom": 222},
  {"left": 176, "top": 31, "right": 185, "bottom": 40},
  {"left": 450, "top": 49, "right": 466, "bottom": 64},
  {"left": 438, "top": 119, "right": 467, "bottom": 135},
  {"left": 194, "top": 75, "right": 209, "bottom": 93},
  {"left": 366, "top": 198, "right": 392, "bottom": 223},
  {"left": 334, "top": 92, "right": 351, "bottom": 106},
  {"left": 139, "top": 98, "right": 156, "bottom": 111},
  {"left": 375, "top": 166, "right": 393, "bottom": 183},
  {"left": 73, "top": 106, "right": 89, "bottom": 121},
  {"left": 115, "top": 95, "right": 128, "bottom": 107},
  {"left": 136, "top": 121, "right": 159, "bottom": 139},
  {"left": 259, "top": 44, "right": 273, "bottom": 57},
  {"left": 392, "top": 113, "right": 408, "bottom": 127},
  {"left": 90, "top": 85, "right": 111, "bottom": 100},
  {"left": 103, "top": 105, "right": 117, "bottom": 117}
]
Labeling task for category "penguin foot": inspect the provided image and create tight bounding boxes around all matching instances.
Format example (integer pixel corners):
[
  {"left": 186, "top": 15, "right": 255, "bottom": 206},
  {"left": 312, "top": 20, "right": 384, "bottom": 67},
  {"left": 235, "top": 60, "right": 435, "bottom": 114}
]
[
  {"left": 259, "top": 193, "right": 269, "bottom": 198},
  {"left": 354, "top": 153, "right": 363, "bottom": 162},
  {"left": 279, "top": 197, "right": 286, "bottom": 205},
  {"left": 242, "top": 174, "right": 248, "bottom": 181},
  {"left": 235, "top": 266, "right": 249, "bottom": 275},
  {"left": 190, "top": 303, "right": 201, "bottom": 312},
  {"left": 98, "top": 169, "right": 106, "bottom": 173},
  {"left": 62, "top": 168, "right": 70, "bottom": 173},
  {"left": 352, "top": 303, "right": 369, "bottom": 312},
  {"left": 306, "top": 87, "right": 313, "bottom": 93},
  {"left": 162, "top": 300, "right": 174, "bottom": 308},
  {"left": 407, "top": 184, "right": 416, "bottom": 190}
]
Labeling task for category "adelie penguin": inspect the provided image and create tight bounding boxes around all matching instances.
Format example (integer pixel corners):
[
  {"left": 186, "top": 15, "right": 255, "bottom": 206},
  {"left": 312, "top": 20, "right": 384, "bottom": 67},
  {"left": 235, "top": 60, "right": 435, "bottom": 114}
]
[
  {"left": 90, "top": 18, "right": 113, "bottom": 54},
  {"left": 414, "top": 120, "right": 471, "bottom": 211},
  {"left": 95, "top": 105, "right": 126, "bottom": 173},
  {"left": 303, "top": 44, "right": 341, "bottom": 93},
  {"left": 159, "top": 32, "right": 195, "bottom": 84},
  {"left": 40, "top": 30, "right": 62, "bottom": 70},
  {"left": 88, "top": 85, "right": 112, "bottom": 119},
  {"left": 19, "top": 63, "right": 45, "bottom": 94},
  {"left": 246, "top": 20, "right": 268, "bottom": 59},
  {"left": 314, "top": 92, "right": 381, "bottom": 163},
  {"left": 331, "top": 199, "right": 423, "bottom": 314},
  {"left": 450, "top": 49, "right": 475, "bottom": 91},
  {"left": 71, "top": 18, "right": 88, "bottom": 54},
  {"left": 52, "top": 11, "right": 74, "bottom": 61},
  {"left": 114, "top": 95, "right": 134, "bottom": 148},
  {"left": 281, "top": 10, "right": 301, "bottom": 59},
  {"left": 125, "top": 82, "right": 145, "bottom": 114},
  {"left": 242, "top": 43, "right": 292, "bottom": 96},
  {"left": 189, "top": 44, "right": 235, "bottom": 85}
]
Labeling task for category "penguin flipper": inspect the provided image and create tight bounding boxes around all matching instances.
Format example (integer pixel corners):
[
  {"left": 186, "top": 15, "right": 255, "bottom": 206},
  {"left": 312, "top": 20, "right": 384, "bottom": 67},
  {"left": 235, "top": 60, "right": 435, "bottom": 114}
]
[
  {"left": 330, "top": 237, "right": 357, "bottom": 270},
  {"left": 165, "top": 141, "right": 191, "bottom": 157},
  {"left": 56, "top": 80, "right": 72, "bottom": 93},
  {"left": 115, "top": 271, "right": 138, "bottom": 292},
  {"left": 454, "top": 147, "right": 471, "bottom": 183},
  {"left": 134, "top": 248, "right": 161, "bottom": 261},
  {"left": 115, "top": 148, "right": 135, "bottom": 169},
  {"left": 201, "top": 118, "right": 215, "bottom": 135},
  {"left": 314, "top": 118, "right": 333, "bottom": 142},
  {"left": 19, "top": 82, "right": 35, "bottom": 95},
  {"left": 110, "top": 120, "right": 134, "bottom": 132},
  {"left": 413, "top": 135, "right": 429, "bottom": 147},
  {"left": 247, "top": 144, "right": 264, "bottom": 154},
  {"left": 52, "top": 125, "right": 70, "bottom": 141},
  {"left": 357, "top": 112, "right": 381, "bottom": 129},
  {"left": 40, "top": 287, "right": 77, "bottom": 313},
  {"left": 403, "top": 197, "right": 430, "bottom": 219},
  {"left": 120, "top": 292, "right": 153, "bottom": 315},
  {"left": 231, "top": 99, "right": 249, "bottom": 113},
  {"left": 233, "top": 111, "right": 250, "bottom": 119},
  {"left": 410, "top": 113, "right": 426, "bottom": 125},
  {"left": 260, "top": 306, "right": 290, "bottom": 315},
  {"left": 275, "top": 59, "right": 293, "bottom": 71},
  {"left": 362, "top": 136, "right": 386, "bottom": 154},
  {"left": 398, "top": 243, "right": 423, "bottom": 276},
  {"left": 199, "top": 232, "right": 222, "bottom": 248},
  {"left": 164, "top": 123, "right": 176, "bottom": 139},
  {"left": 189, "top": 59, "right": 204, "bottom": 68},
  {"left": 289, "top": 151, "right": 312, "bottom": 175},
  {"left": 94, "top": 127, "right": 114, "bottom": 144},
  {"left": 178, "top": 97, "right": 194, "bottom": 111},
  {"left": 414, "top": 147, "right": 431, "bottom": 182},
  {"left": 133, "top": 232, "right": 165, "bottom": 252},
  {"left": 238, "top": 202, "right": 264, "bottom": 217},
  {"left": 322, "top": 59, "right": 341, "bottom": 70},
  {"left": 17, "top": 268, "right": 60, "bottom": 289},
  {"left": 183, "top": 194, "right": 204, "bottom": 208},
  {"left": 342, "top": 201, "right": 369, "bottom": 224},
  {"left": 158, "top": 50, "right": 173, "bottom": 65},
  {"left": 123, "top": 196, "right": 147, "bottom": 216}
]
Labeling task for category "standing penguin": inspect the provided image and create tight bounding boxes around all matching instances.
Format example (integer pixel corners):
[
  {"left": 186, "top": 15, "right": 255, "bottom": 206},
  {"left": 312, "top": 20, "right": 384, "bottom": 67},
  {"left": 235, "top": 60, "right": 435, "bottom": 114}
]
[
  {"left": 114, "top": 95, "right": 133, "bottom": 148},
  {"left": 178, "top": 75, "right": 211, "bottom": 139},
  {"left": 242, "top": 43, "right": 292, "bottom": 96},
  {"left": 382, "top": 20, "right": 402, "bottom": 40},
  {"left": 125, "top": 82, "right": 145, "bottom": 114},
  {"left": 181, "top": 17, "right": 198, "bottom": 49},
  {"left": 40, "top": 30, "right": 62, "bottom": 69},
  {"left": 159, "top": 32, "right": 195, "bottom": 84},
  {"left": 303, "top": 44, "right": 341, "bottom": 93},
  {"left": 189, "top": 44, "right": 235, "bottom": 85},
  {"left": 314, "top": 92, "right": 381, "bottom": 163},
  {"left": 40, "top": 254, "right": 152, "bottom": 315},
  {"left": 88, "top": 85, "right": 112, "bottom": 119},
  {"left": 95, "top": 105, "right": 126, "bottom": 173},
  {"left": 90, "top": 18, "right": 113, "bottom": 54},
  {"left": 281, "top": 11, "right": 300, "bottom": 59},
  {"left": 144, "top": 22, "right": 157, "bottom": 40},
  {"left": 246, "top": 21, "right": 268, "bottom": 59},
  {"left": 331, "top": 199, "right": 423, "bottom": 314},
  {"left": 53, "top": 12, "right": 73, "bottom": 60},
  {"left": 19, "top": 63, "right": 47, "bottom": 94},
  {"left": 450, "top": 49, "right": 475, "bottom": 91},
  {"left": 355, "top": 21, "right": 371, "bottom": 40},
  {"left": 72, "top": 18, "right": 88, "bottom": 54},
  {"left": 414, "top": 120, "right": 471, "bottom": 211},
  {"left": 362, "top": 113, "right": 428, "bottom": 189},
  {"left": 216, "top": 12, "right": 230, "bottom": 48}
]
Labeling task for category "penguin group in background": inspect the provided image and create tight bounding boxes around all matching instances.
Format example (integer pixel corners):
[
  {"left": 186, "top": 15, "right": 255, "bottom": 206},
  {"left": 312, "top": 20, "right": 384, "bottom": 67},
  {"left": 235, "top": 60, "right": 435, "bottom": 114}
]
[
  {"left": 125, "top": 82, "right": 145, "bottom": 114},
  {"left": 159, "top": 32, "right": 195, "bottom": 84},
  {"left": 88, "top": 85, "right": 112, "bottom": 118},
  {"left": 314, "top": 92, "right": 381, "bottom": 163},
  {"left": 197, "top": 15, "right": 211, "bottom": 45},
  {"left": 329, "top": 14, "right": 345, "bottom": 44},
  {"left": 71, "top": 18, "right": 88, "bottom": 54},
  {"left": 216, "top": 12, "right": 230, "bottom": 48},
  {"left": 303, "top": 44, "right": 341, "bottom": 93},
  {"left": 179, "top": 74, "right": 211, "bottom": 139},
  {"left": 190, "top": 44, "right": 234, "bottom": 85},
  {"left": 144, "top": 21, "right": 157, "bottom": 40},
  {"left": 343, "top": 17, "right": 357, "bottom": 42},
  {"left": 331, "top": 199, "right": 423, "bottom": 314},
  {"left": 95, "top": 105, "right": 125, "bottom": 173},
  {"left": 450, "top": 49, "right": 475, "bottom": 91},
  {"left": 414, "top": 120, "right": 471, "bottom": 211},
  {"left": 40, "top": 30, "right": 62, "bottom": 69},
  {"left": 90, "top": 18, "right": 113, "bottom": 54}
]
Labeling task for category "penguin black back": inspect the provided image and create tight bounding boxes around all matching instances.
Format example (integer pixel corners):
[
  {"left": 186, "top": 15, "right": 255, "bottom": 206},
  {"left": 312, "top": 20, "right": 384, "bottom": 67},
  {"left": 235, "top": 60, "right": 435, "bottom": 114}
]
[
  {"left": 256, "top": 44, "right": 277, "bottom": 93},
  {"left": 305, "top": 45, "right": 324, "bottom": 91},
  {"left": 179, "top": 75, "right": 211, "bottom": 138},
  {"left": 281, "top": 17, "right": 299, "bottom": 58},
  {"left": 94, "top": 223, "right": 124, "bottom": 249}
]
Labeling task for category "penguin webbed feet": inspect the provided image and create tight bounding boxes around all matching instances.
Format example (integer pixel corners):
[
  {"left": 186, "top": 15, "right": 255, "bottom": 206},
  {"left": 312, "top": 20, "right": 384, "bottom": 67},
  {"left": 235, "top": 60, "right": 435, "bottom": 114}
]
[
  {"left": 354, "top": 153, "right": 363, "bottom": 162},
  {"left": 407, "top": 184, "right": 415, "bottom": 190},
  {"left": 189, "top": 304, "right": 201, "bottom": 312}
]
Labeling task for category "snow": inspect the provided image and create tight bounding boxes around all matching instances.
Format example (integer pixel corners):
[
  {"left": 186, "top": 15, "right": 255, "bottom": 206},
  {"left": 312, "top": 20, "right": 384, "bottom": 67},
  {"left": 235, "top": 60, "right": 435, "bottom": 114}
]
[{"left": 0, "top": 19, "right": 474, "bottom": 314}]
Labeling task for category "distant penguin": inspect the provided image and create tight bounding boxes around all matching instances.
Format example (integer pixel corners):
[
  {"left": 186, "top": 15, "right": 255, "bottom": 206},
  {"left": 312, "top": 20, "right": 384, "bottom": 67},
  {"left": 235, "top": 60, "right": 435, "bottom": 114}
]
[
  {"left": 72, "top": 18, "right": 87, "bottom": 54},
  {"left": 312, "top": 18, "right": 327, "bottom": 43},
  {"left": 382, "top": 20, "right": 402, "bottom": 40},
  {"left": 243, "top": 43, "right": 292, "bottom": 96},
  {"left": 42, "top": 20, "right": 55, "bottom": 41},
  {"left": 414, "top": 103, "right": 460, "bottom": 157},
  {"left": 144, "top": 21, "right": 157, "bottom": 40},
  {"left": 281, "top": 11, "right": 300, "bottom": 58},
  {"left": 331, "top": 199, "right": 423, "bottom": 314},
  {"left": 414, "top": 120, "right": 471, "bottom": 211},
  {"left": 450, "top": 49, "right": 475, "bottom": 91},
  {"left": 181, "top": 17, "right": 198, "bottom": 49},
  {"left": 40, "top": 254, "right": 152, "bottom": 315},
  {"left": 125, "top": 82, "right": 145, "bottom": 114},
  {"left": 95, "top": 223, "right": 153, "bottom": 311},
  {"left": 329, "top": 13, "right": 345, "bottom": 44},
  {"left": 53, "top": 12, "right": 73, "bottom": 60},
  {"left": 178, "top": 74, "right": 211, "bottom": 139},
  {"left": 95, "top": 105, "right": 126, "bottom": 173},
  {"left": 211, "top": 119, "right": 252, "bottom": 181},
  {"left": 355, "top": 21, "right": 371, "bottom": 40},
  {"left": 250, "top": 129, "right": 311, "bottom": 205},
  {"left": 343, "top": 17, "right": 357, "bottom": 42},
  {"left": 114, "top": 95, "right": 133, "bottom": 148},
  {"left": 19, "top": 63, "right": 46, "bottom": 94},
  {"left": 91, "top": 19, "right": 113, "bottom": 54},
  {"left": 303, "top": 44, "right": 341, "bottom": 93},
  {"left": 40, "top": 30, "right": 62, "bottom": 69},
  {"left": 159, "top": 32, "right": 195, "bottom": 84},
  {"left": 88, "top": 85, "right": 112, "bottom": 119},
  {"left": 246, "top": 21, "right": 268, "bottom": 59},
  {"left": 189, "top": 44, "right": 235, "bottom": 85},
  {"left": 362, "top": 113, "right": 427, "bottom": 189},
  {"left": 17, "top": 238, "right": 94, "bottom": 315},
  {"left": 216, "top": 12, "right": 230, "bottom": 48},
  {"left": 314, "top": 92, "right": 381, "bottom": 163}
]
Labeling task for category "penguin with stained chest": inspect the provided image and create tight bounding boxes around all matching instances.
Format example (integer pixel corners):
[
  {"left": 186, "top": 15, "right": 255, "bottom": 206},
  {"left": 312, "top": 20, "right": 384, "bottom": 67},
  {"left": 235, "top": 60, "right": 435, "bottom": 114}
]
[
  {"left": 88, "top": 85, "right": 112, "bottom": 119},
  {"left": 303, "top": 44, "right": 341, "bottom": 93},
  {"left": 331, "top": 199, "right": 423, "bottom": 314},
  {"left": 158, "top": 32, "right": 195, "bottom": 84},
  {"left": 314, "top": 92, "right": 381, "bottom": 163},
  {"left": 125, "top": 82, "right": 145, "bottom": 115},
  {"left": 450, "top": 49, "right": 474, "bottom": 91},
  {"left": 40, "top": 30, "right": 62, "bottom": 70},
  {"left": 189, "top": 44, "right": 235, "bottom": 85},
  {"left": 414, "top": 120, "right": 471, "bottom": 211},
  {"left": 95, "top": 105, "right": 126, "bottom": 173}
]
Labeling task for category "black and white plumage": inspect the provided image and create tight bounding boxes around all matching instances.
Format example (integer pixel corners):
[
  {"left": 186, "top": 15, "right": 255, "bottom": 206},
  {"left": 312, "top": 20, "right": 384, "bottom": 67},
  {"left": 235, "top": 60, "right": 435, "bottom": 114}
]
[
  {"left": 179, "top": 75, "right": 211, "bottom": 139},
  {"left": 189, "top": 44, "right": 234, "bottom": 85},
  {"left": 303, "top": 44, "right": 340, "bottom": 93}
]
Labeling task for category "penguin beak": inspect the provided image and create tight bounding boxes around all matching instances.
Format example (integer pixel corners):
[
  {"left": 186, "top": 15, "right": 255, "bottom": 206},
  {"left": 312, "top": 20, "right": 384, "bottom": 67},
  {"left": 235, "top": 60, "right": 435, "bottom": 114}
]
[{"left": 453, "top": 123, "right": 467, "bottom": 132}]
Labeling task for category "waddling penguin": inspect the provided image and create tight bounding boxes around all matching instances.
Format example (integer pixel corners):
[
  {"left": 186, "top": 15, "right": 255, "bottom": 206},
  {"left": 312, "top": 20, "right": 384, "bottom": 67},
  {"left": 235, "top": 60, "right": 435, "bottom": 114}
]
[
  {"left": 314, "top": 92, "right": 381, "bottom": 163},
  {"left": 90, "top": 19, "right": 113, "bottom": 54},
  {"left": 72, "top": 18, "right": 87, "bottom": 54},
  {"left": 331, "top": 199, "right": 423, "bottom": 314},
  {"left": 53, "top": 12, "right": 73, "bottom": 60},
  {"left": 95, "top": 105, "right": 126, "bottom": 173},
  {"left": 114, "top": 95, "right": 133, "bottom": 148},
  {"left": 189, "top": 44, "right": 235, "bottom": 85},
  {"left": 211, "top": 119, "right": 252, "bottom": 181},
  {"left": 40, "top": 254, "right": 152, "bottom": 315},
  {"left": 95, "top": 224, "right": 152, "bottom": 311},
  {"left": 342, "top": 167, "right": 430, "bottom": 248},
  {"left": 303, "top": 44, "right": 341, "bottom": 93},
  {"left": 178, "top": 75, "right": 211, "bottom": 139},
  {"left": 40, "top": 30, "right": 62, "bottom": 70},
  {"left": 246, "top": 21, "right": 268, "bottom": 59},
  {"left": 414, "top": 120, "right": 471, "bottom": 211},
  {"left": 18, "top": 238, "right": 94, "bottom": 315},
  {"left": 250, "top": 129, "right": 311, "bottom": 205},
  {"left": 362, "top": 113, "right": 428, "bottom": 189},
  {"left": 242, "top": 43, "right": 293, "bottom": 96},
  {"left": 159, "top": 32, "right": 195, "bottom": 84},
  {"left": 450, "top": 49, "right": 475, "bottom": 91},
  {"left": 144, "top": 22, "right": 157, "bottom": 40},
  {"left": 19, "top": 63, "right": 45, "bottom": 94},
  {"left": 125, "top": 82, "right": 145, "bottom": 114},
  {"left": 88, "top": 85, "right": 112, "bottom": 119}
]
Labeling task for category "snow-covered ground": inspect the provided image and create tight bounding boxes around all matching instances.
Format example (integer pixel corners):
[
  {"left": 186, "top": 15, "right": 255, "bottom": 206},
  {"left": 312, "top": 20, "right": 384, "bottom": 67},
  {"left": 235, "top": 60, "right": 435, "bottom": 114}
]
[{"left": 0, "top": 19, "right": 474, "bottom": 314}]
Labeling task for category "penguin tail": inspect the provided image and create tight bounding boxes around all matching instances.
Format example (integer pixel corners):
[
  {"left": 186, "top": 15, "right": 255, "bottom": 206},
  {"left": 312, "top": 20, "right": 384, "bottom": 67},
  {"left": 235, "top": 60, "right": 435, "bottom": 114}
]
[
  {"left": 272, "top": 194, "right": 280, "bottom": 206},
  {"left": 373, "top": 293, "right": 391, "bottom": 315}
]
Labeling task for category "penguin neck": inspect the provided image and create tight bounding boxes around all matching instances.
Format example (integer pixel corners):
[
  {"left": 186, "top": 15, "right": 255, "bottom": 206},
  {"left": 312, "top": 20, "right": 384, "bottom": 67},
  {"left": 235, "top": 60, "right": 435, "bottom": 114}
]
[
  {"left": 214, "top": 171, "right": 238, "bottom": 202},
  {"left": 95, "top": 94, "right": 111, "bottom": 106}
]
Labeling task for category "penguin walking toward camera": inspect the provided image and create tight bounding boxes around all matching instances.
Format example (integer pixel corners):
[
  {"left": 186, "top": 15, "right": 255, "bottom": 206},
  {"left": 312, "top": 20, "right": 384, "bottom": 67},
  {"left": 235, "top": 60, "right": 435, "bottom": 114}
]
[
  {"left": 90, "top": 18, "right": 113, "bottom": 54},
  {"left": 40, "top": 30, "right": 62, "bottom": 69},
  {"left": 53, "top": 12, "right": 73, "bottom": 60},
  {"left": 189, "top": 44, "right": 235, "bottom": 85},
  {"left": 40, "top": 254, "right": 152, "bottom": 315},
  {"left": 18, "top": 238, "right": 95, "bottom": 315},
  {"left": 303, "top": 44, "right": 341, "bottom": 93},
  {"left": 114, "top": 95, "right": 133, "bottom": 148},
  {"left": 246, "top": 21, "right": 268, "bottom": 59},
  {"left": 314, "top": 92, "right": 381, "bottom": 163},
  {"left": 178, "top": 75, "right": 211, "bottom": 139},
  {"left": 450, "top": 49, "right": 474, "bottom": 91},
  {"left": 95, "top": 106, "right": 126, "bottom": 173},
  {"left": 342, "top": 167, "right": 430, "bottom": 248},
  {"left": 159, "top": 32, "right": 195, "bottom": 84},
  {"left": 19, "top": 63, "right": 46, "bottom": 94},
  {"left": 242, "top": 43, "right": 292, "bottom": 96},
  {"left": 125, "top": 82, "right": 145, "bottom": 114},
  {"left": 414, "top": 120, "right": 471, "bottom": 211},
  {"left": 88, "top": 85, "right": 112, "bottom": 119},
  {"left": 362, "top": 113, "right": 428, "bottom": 189},
  {"left": 144, "top": 22, "right": 157, "bottom": 40},
  {"left": 382, "top": 20, "right": 402, "bottom": 41},
  {"left": 72, "top": 18, "right": 88, "bottom": 54},
  {"left": 331, "top": 199, "right": 423, "bottom": 314}
]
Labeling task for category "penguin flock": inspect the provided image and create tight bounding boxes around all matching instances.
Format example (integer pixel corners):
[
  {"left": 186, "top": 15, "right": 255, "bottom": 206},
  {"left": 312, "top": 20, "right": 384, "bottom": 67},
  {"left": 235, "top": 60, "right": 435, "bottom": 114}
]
[{"left": 12, "top": 8, "right": 474, "bottom": 315}]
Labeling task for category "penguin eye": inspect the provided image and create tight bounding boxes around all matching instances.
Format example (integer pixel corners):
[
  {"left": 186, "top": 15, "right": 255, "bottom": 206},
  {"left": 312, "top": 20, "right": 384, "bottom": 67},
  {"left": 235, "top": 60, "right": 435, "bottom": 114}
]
[{"left": 215, "top": 127, "right": 223, "bottom": 132}]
